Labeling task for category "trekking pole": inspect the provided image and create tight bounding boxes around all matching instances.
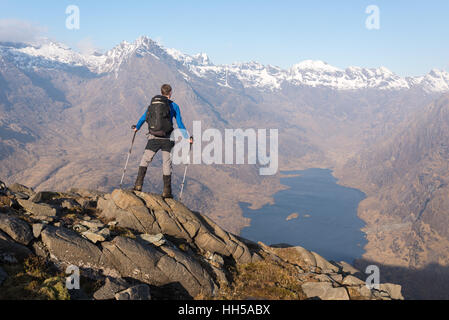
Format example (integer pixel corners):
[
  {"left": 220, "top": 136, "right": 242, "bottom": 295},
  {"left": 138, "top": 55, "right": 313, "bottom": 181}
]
[
  {"left": 179, "top": 137, "right": 193, "bottom": 202},
  {"left": 119, "top": 125, "right": 137, "bottom": 189}
]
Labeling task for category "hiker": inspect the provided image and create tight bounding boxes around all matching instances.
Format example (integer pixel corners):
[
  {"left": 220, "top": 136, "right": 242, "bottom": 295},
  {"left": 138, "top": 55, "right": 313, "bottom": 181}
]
[{"left": 132, "top": 84, "right": 192, "bottom": 198}]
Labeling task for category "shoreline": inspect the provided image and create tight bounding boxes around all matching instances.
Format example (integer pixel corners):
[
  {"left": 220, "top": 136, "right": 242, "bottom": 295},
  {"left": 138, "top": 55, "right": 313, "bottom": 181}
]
[{"left": 239, "top": 168, "right": 367, "bottom": 263}]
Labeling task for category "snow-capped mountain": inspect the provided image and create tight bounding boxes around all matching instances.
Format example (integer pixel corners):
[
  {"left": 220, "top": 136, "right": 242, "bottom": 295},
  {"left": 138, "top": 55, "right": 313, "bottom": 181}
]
[
  {"left": 1, "top": 35, "right": 449, "bottom": 93},
  {"left": 188, "top": 59, "right": 447, "bottom": 92}
]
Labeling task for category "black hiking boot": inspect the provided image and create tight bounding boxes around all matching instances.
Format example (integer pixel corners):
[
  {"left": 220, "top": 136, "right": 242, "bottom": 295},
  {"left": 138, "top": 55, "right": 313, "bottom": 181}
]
[
  {"left": 133, "top": 166, "right": 147, "bottom": 191},
  {"left": 162, "top": 175, "right": 173, "bottom": 199}
]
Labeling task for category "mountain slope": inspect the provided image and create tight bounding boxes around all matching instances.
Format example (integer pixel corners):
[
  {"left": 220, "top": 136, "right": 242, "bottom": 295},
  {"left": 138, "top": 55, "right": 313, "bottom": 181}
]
[{"left": 339, "top": 94, "right": 449, "bottom": 298}]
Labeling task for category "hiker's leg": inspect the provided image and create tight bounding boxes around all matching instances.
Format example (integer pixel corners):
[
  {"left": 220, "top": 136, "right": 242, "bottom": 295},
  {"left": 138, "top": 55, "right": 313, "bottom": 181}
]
[
  {"left": 161, "top": 150, "right": 173, "bottom": 176},
  {"left": 161, "top": 140, "right": 174, "bottom": 198},
  {"left": 139, "top": 149, "right": 156, "bottom": 167},
  {"left": 134, "top": 148, "right": 156, "bottom": 191},
  {"left": 161, "top": 150, "right": 173, "bottom": 198},
  {"left": 162, "top": 174, "right": 172, "bottom": 199},
  {"left": 133, "top": 166, "right": 147, "bottom": 191}
]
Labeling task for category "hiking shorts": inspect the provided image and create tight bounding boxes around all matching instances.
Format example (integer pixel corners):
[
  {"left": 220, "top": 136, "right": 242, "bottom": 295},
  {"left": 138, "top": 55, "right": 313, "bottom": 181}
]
[
  {"left": 145, "top": 137, "right": 175, "bottom": 153},
  {"left": 139, "top": 137, "right": 175, "bottom": 175}
]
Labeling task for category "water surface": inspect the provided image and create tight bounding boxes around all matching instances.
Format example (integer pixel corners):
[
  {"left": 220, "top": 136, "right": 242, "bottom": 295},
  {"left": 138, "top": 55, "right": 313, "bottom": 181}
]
[{"left": 240, "top": 168, "right": 367, "bottom": 263}]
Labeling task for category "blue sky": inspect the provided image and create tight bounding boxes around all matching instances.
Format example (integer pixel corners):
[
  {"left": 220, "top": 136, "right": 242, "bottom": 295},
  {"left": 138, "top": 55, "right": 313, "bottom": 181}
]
[{"left": 1, "top": 0, "right": 448, "bottom": 76}]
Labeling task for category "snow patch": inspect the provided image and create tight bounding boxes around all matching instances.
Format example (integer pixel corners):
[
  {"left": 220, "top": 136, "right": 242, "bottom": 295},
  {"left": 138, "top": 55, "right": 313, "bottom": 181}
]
[{"left": 1, "top": 36, "right": 449, "bottom": 93}]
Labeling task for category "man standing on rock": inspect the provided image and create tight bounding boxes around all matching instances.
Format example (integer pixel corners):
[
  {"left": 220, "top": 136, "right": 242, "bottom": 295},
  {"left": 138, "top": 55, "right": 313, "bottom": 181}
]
[{"left": 132, "top": 84, "right": 192, "bottom": 198}]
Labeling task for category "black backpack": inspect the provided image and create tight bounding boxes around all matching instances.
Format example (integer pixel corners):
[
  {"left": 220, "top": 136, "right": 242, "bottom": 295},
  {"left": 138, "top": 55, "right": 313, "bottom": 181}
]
[{"left": 146, "top": 95, "right": 174, "bottom": 137}]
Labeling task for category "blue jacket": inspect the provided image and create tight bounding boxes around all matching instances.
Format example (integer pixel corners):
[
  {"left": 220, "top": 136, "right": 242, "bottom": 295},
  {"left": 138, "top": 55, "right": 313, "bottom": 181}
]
[{"left": 136, "top": 101, "right": 189, "bottom": 138}]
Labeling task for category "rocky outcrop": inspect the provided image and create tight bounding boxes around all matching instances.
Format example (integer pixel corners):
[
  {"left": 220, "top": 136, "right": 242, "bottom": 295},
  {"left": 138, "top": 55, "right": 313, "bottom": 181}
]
[
  {"left": 7, "top": 183, "right": 35, "bottom": 196},
  {"left": 0, "top": 181, "right": 404, "bottom": 300},
  {"left": 0, "top": 230, "right": 32, "bottom": 263},
  {"left": 41, "top": 226, "right": 106, "bottom": 272},
  {"left": 93, "top": 277, "right": 128, "bottom": 300},
  {"left": 301, "top": 282, "right": 350, "bottom": 300},
  {"left": 98, "top": 190, "right": 252, "bottom": 264},
  {"left": 115, "top": 284, "right": 151, "bottom": 300},
  {"left": 16, "top": 199, "right": 58, "bottom": 218},
  {"left": 101, "top": 236, "right": 215, "bottom": 297},
  {"left": 0, "top": 215, "right": 33, "bottom": 245},
  {"left": 260, "top": 243, "right": 404, "bottom": 300}
]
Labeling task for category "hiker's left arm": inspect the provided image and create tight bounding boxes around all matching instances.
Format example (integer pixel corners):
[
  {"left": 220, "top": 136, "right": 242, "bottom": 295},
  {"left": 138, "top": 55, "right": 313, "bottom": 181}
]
[{"left": 172, "top": 102, "right": 190, "bottom": 139}]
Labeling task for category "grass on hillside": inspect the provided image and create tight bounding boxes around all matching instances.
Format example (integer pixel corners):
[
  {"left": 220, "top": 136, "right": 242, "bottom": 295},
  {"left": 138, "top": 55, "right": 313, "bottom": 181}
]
[
  {"left": 203, "top": 250, "right": 309, "bottom": 300},
  {"left": 0, "top": 256, "right": 70, "bottom": 300}
]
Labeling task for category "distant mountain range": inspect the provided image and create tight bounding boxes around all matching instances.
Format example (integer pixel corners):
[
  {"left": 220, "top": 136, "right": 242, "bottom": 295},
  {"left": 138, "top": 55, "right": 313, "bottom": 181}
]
[{"left": 1, "top": 36, "right": 449, "bottom": 92}]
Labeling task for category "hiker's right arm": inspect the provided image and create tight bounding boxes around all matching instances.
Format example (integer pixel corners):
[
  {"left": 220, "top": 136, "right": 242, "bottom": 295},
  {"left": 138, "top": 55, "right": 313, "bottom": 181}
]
[{"left": 135, "top": 110, "right": 147, "bottom": 131}]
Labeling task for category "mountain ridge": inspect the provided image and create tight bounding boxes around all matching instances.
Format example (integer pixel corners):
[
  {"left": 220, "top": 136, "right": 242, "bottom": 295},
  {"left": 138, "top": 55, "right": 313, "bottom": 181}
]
[{"left": 2, "top": 35, "right": 449, "bottom": 92}]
